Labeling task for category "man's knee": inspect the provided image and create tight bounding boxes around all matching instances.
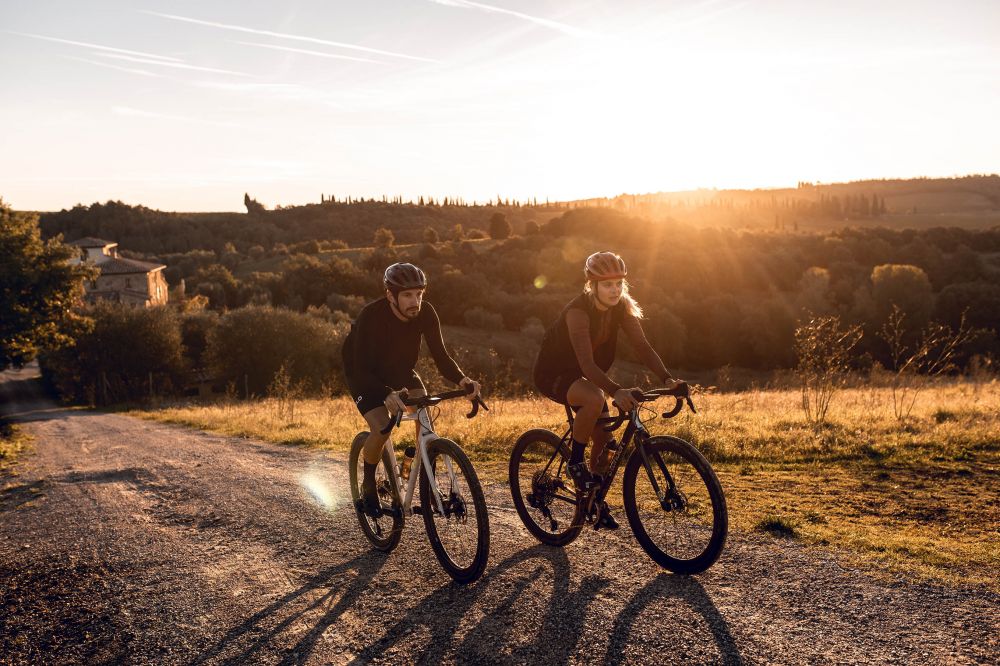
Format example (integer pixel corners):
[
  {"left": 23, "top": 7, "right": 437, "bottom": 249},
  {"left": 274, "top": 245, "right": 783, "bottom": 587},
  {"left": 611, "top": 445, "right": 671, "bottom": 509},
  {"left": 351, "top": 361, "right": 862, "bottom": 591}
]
[{"left": 363, "top": 407, "right": 391, "bottom": 435}]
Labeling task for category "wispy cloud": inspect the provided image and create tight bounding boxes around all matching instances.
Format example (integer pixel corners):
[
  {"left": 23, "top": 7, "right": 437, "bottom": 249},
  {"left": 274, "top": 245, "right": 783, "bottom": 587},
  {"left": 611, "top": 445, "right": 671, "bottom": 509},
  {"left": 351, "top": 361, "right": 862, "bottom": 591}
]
[
  {"left": 97, "top": 53, "right": 254, "bottom": 77},
  {"left": 426, "top": 0, "right": 591, "bottom": 37},
  {"left": 65, "top": 56, "right": 164, "bottom": 78},
  {"left": 233, "top": 41, "right": 386, "bottom": 65},
  {"left": 143, "top": 11, "right": 440, "bottom": 63},
  {"left": 191, "top": 81, "right": 346, "bottom": 107},
  {"left": 8, "top": 31, "right": 181, "bottom": 61},
  {"left": 112, "top": 105, "right": 245, "bottom": 128}
]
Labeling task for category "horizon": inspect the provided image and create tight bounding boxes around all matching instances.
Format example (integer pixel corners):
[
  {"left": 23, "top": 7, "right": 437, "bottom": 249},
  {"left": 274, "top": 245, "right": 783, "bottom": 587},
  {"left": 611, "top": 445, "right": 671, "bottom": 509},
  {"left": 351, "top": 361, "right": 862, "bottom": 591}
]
[
  {"left": 3, "top": 1, "right": 999, "bottom": 212},
  {"left": 10, "top": 171, "right": 999, "bottom": 215}
]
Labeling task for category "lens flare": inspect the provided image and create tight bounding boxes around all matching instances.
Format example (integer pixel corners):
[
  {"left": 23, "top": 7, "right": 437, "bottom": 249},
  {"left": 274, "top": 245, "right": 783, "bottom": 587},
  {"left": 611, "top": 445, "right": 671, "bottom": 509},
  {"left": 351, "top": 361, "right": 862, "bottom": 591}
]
[
  {"left": 534, "top": 275, "right": 548, "bottom": 289},
  {"left": 300, "top": 470, "right": 346, "bottom": 512}
]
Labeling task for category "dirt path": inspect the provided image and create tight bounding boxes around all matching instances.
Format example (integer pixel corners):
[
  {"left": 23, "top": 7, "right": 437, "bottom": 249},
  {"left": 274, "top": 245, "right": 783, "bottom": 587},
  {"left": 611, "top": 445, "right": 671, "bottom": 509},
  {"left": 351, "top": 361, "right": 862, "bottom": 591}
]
[{"left": 2, "top": 365, "right": 997, "bottom": 665}]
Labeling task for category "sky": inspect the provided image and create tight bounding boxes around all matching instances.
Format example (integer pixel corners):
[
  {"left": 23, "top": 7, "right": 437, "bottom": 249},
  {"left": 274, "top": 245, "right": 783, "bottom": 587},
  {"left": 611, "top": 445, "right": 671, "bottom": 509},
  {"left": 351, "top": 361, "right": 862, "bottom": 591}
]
[{"left": 2, "top": 0, "right": 999, "bottom": 212}]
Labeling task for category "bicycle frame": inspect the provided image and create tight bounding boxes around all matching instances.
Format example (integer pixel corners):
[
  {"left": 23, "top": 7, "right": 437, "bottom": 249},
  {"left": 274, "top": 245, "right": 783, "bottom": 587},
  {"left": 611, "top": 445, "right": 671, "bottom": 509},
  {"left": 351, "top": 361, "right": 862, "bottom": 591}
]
[
  {"left": 381, "top": 406, "right": 456, "bottom": 517},
  {"left": 559, "top": 407, "right": 678, "bottom": 513}
]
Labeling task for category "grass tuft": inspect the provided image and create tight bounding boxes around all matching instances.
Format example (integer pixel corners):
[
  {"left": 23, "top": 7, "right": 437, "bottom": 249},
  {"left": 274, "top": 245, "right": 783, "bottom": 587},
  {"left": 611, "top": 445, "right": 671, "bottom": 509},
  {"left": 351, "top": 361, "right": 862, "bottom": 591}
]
[{"left": 755, "top": 514, "right": 799, "bottom": 538}]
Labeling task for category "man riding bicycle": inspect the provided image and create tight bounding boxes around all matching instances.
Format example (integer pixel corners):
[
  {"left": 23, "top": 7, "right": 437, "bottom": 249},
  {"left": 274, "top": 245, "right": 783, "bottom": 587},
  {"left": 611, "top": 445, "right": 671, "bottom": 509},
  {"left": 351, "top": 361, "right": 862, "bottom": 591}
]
[
  {"left": 533, "top": 251, "right": 681, "bottom": 528},
  {"left": 342, "top": 262, "right": 481, "bottom": 518}
]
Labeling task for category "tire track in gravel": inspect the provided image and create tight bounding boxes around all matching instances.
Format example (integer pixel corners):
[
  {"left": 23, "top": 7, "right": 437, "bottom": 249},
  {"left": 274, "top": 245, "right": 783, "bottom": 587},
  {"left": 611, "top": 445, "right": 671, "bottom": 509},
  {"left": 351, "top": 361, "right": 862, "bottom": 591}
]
[{"left": 2, "top": 364, "right": 998, "bottom": 665}]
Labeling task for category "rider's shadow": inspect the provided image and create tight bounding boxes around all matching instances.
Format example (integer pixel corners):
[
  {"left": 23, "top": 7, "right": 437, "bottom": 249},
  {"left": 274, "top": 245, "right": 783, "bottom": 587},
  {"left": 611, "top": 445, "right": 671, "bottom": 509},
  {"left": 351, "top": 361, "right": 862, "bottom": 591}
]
[
  {"left": 348, "top": 544, "right": 609, "bottom": 665},
  {"left": 193, "top": 553, "right": 386, "bottom": 666},
  {"left": 604, "top": 573, "right": 742, "bottom": 665}
]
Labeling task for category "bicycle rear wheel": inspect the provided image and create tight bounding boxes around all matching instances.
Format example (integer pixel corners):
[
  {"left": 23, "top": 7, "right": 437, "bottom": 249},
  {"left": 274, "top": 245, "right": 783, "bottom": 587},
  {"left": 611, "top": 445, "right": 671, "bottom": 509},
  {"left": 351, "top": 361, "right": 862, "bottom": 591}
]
[
  {"left": 419, "top": 438, "right": 489, "bottom": 584},
  {"left": 348, "top": 431, "right": 404, "bottom": 553},
  {"left": 508, "top": 429, "right": 584, "bottom": 547},
  {"left": 622, "top": 436, "right": 727, "bottom": 574}
]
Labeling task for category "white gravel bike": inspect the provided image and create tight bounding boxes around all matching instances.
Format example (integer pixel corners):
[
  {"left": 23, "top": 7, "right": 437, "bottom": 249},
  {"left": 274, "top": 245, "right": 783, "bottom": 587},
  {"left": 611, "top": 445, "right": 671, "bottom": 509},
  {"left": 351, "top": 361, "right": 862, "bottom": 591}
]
[{"left": 348, "top": 387, "right": 490, "bottom": 584}]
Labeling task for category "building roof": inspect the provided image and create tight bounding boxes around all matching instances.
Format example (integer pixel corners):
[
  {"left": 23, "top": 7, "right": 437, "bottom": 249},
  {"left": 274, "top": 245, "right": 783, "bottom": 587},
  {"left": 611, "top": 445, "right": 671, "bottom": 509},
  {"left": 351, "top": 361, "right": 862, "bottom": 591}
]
[
  {"left": 68, "top": 237, "right": 118, "bottom": 248},
  {"left": 97, "top": 257, "right": 166, "bottom": 275}
]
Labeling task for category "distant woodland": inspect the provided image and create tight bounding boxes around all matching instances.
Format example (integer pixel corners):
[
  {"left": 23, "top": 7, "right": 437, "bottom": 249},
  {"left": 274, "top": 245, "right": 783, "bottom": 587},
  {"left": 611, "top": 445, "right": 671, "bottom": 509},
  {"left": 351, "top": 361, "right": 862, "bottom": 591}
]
[{"left": 29, "top": 175, "right": 1000, "bottom": 400}]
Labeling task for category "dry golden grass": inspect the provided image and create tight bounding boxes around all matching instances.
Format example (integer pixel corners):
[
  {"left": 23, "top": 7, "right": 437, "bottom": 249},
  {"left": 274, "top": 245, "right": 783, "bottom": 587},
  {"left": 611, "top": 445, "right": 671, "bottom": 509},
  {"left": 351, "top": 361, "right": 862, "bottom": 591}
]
[
  {"left": 0, "top": 422, "right": 30, "bottom": 473},
  {"left": 129, "top": 379, "right": 1000, "bottom": 590}
]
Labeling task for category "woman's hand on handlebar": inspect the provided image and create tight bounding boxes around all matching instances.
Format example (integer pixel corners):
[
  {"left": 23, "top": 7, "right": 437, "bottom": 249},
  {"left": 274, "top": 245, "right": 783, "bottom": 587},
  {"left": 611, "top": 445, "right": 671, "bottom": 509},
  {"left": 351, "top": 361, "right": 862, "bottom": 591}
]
[
  {"left": 613, "top": 387, "right": 641, "bottom": 412},
  {"left": 459, "top": 376, "right": 481, "bottom": 399},
  {"left": 662, "top": 378, "right": 682, "bottom": 390}
]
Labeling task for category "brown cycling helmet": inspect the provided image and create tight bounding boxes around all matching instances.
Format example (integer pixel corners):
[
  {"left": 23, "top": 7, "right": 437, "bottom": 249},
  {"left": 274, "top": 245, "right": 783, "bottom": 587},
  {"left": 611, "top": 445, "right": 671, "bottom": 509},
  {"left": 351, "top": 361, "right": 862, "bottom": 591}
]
[
  {"left": 584, "top": 251, "right": 627, "bottom": 281},
  {"left": 384, "top": 262, "right": 427, "bottom": 292}
]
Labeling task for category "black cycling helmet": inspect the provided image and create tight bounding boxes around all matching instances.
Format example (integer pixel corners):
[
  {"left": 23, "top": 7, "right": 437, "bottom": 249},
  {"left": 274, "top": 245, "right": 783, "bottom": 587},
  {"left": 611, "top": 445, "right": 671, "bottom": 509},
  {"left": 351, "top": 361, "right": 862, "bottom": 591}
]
[
  {"left": 384, "top": 262, "right": 427, "bottom": 292},
  {"left": 585, "top": 251, "right": 627, "bottom": 281}
]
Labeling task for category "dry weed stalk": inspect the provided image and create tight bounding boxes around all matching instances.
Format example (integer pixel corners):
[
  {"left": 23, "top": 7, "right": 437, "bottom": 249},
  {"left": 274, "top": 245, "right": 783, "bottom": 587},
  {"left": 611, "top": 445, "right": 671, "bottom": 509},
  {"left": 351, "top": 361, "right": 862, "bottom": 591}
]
[
  {"left": 879, "top": 305, "right": 974, "bottom": 421},
  {"left": 794, "top": 315, "right": 863, "bottom": 424}
]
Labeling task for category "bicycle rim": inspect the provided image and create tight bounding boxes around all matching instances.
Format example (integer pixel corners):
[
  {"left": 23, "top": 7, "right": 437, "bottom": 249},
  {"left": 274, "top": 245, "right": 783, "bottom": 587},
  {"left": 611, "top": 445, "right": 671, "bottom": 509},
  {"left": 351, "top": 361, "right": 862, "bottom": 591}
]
[
  {"left": 508, "top": 429, "right": 583, "bottom": 547},
  {"left": 420, "top": 438, "right": 489, "bottom": 584},
  {"left": 623, "top": 436, "right": 727, "bottom": 574}
]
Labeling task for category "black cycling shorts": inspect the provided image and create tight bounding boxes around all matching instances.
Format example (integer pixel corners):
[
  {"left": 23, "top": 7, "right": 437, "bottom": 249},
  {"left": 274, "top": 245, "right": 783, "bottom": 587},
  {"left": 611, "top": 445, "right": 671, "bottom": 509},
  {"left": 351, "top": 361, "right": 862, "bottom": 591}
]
[
  {"left": 535, "top": 371, "right": 584, "bottom": 406},
  {"left": 350, "top": 373, "right": 425, "bottom": 416}
]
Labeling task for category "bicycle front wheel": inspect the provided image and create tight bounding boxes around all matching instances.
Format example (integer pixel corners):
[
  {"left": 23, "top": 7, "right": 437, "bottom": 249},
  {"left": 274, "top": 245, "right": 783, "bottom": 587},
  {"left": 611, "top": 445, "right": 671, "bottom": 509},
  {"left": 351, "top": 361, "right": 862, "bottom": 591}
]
[
  {"left": 508, "top": 429, "right": 583, "bottom": 547},
  {"left": 419, "top": 438, "right": 490, "bottom": 584},
  {"left": 348, "top": 431, "right": 404, "bottom": 553},
  {"left": 622, "top": 436, "right": 727, "bottom": 574}
]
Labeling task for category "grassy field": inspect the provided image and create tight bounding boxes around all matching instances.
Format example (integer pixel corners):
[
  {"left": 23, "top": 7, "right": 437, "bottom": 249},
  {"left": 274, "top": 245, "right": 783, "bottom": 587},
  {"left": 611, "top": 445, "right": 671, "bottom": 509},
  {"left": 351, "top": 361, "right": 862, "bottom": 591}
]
[
  {"left": 128, "top": 380, "right": 1000, "bottom": 591},
  {"left": 0, "top": 421, "right": 30, "bottom": 473}
]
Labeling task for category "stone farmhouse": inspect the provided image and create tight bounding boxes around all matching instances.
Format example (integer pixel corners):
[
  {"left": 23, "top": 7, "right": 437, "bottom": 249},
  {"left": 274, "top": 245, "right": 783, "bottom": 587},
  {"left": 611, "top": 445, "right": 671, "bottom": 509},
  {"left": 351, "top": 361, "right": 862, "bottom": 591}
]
[{"left": 68, "top": 237, "right": 168, "bottom": 307}]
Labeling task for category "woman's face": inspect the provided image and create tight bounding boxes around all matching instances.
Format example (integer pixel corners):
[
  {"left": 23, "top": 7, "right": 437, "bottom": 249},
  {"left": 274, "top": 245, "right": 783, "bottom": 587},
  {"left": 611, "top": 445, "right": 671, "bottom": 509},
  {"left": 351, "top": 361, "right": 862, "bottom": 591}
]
[{"left": 595, "top": 279, "right": 624, "bottom": 307}]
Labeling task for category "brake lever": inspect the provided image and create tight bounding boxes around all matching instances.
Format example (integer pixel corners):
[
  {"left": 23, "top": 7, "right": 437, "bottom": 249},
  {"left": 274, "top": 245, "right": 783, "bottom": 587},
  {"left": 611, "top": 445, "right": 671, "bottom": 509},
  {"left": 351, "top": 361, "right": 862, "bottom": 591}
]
[
  {"left": 661, "top": 398, "right": 684, "bottom": 419},
  {"left": 466, "top": 396, "right": 489, "bottom": 419}
]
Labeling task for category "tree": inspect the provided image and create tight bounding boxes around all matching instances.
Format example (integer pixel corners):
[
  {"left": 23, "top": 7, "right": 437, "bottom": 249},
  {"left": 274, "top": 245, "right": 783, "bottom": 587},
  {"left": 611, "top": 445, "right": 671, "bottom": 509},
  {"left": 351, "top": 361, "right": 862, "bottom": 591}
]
[
  {"left": 423, "top": 226, "right": 439, "bottom": 243},
  {"left": 1, "top": 200, "right": 95, "bottom": 370},
  {"left": 373, "top": 227, "right": 395, "bottom": 248},
  {"left": 489, "top": 212, "right": 512, "bottom": 240},
  {"left": 870, "top": 263, "right": 933, "bottom": 333}
]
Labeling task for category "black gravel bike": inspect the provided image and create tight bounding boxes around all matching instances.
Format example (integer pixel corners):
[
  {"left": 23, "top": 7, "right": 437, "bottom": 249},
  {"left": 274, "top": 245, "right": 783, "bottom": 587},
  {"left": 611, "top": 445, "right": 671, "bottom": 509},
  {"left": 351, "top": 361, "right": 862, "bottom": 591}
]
[
  {"left": 348, "top": 387, "right": 490, "bottom": 584},
  {"left": 509, "top": 383, "right": 727, "bottom": 574}
]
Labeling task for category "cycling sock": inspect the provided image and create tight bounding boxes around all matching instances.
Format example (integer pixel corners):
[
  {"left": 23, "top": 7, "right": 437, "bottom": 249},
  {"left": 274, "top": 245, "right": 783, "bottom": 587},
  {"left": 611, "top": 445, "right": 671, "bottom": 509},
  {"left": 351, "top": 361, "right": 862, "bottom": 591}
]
[
  {"left": 363, "top": 461, "right": 377, "bottom": 493},
  {"left": 570, "top": 439, "right": 587, "bottom": 467}
]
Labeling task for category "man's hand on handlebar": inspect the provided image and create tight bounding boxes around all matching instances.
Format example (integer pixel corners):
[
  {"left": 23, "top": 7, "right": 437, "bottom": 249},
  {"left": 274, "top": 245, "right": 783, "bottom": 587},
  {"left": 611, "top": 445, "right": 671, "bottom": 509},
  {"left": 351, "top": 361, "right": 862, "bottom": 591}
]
[{"left": 383, "top": 390, "right": 407, "bottom": 414}]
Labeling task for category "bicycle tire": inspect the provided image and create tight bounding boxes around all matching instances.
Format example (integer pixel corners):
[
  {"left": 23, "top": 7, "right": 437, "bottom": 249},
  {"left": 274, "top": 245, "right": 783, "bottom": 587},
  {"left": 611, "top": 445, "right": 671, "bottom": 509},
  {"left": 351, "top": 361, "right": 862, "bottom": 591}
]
[
  {"left": 622, "top": 436, "right": 727, "bottom": 574},
  {"left": 419, "top": 438, "right": 490, "bottom": 584},
  {"left": 348, "top": 431, "right": 404, "bottom": 553},
  {"left": 508, "top": 429, "right": 584, "bottom": 547}
]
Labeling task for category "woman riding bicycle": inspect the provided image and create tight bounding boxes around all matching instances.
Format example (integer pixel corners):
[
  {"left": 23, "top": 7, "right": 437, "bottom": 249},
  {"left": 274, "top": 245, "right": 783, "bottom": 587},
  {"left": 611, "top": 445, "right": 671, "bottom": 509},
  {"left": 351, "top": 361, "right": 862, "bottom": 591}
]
[{"left": 533, "top": 251, "right": 680, "bottom": 528}]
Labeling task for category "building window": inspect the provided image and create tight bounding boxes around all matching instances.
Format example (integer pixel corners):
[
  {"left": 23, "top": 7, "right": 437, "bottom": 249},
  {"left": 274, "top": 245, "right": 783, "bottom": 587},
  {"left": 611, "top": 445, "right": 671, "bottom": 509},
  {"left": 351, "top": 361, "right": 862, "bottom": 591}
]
[{"left": 125, "top": 277, "right": 132, "bottom": 288}]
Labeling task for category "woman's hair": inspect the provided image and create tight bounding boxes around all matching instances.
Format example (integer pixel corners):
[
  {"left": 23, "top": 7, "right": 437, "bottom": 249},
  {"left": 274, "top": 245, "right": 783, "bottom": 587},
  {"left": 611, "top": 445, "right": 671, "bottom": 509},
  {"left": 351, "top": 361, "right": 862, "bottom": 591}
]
[{"left": 584, "top": 279, "right": 644, "bottom": 318}]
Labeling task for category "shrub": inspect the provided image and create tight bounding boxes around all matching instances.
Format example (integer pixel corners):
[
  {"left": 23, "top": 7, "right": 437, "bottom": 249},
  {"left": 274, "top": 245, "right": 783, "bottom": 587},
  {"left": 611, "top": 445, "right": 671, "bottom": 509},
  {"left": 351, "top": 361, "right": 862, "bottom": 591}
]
[
  {"left": 205, "top": 306, "right": 349, "bottom": 397},
  {"left": 40, "top": 302, "right": 186, "bottom": 405}
]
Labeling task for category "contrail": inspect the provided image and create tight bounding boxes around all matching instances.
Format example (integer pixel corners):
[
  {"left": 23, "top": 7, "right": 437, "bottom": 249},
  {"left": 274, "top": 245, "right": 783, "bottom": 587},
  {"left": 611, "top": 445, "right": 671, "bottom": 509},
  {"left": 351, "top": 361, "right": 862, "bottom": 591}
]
[{"left": 143, "top": 11, "right": 440, "bottom": 63}]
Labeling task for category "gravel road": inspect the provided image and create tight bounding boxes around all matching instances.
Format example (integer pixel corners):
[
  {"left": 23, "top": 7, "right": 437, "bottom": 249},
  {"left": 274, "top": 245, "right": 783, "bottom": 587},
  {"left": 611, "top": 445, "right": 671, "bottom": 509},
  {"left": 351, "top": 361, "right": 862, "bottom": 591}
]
[{"left": 2, "top": 365, "right": 997, "bottom": 665}]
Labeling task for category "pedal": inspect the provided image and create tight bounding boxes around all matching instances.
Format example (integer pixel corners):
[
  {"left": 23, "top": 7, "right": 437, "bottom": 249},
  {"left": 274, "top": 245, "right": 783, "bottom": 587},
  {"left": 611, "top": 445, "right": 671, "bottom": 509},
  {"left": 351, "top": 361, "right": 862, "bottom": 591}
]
[{"left": 381, "top": 504, "right": 402, "bottom": 518}]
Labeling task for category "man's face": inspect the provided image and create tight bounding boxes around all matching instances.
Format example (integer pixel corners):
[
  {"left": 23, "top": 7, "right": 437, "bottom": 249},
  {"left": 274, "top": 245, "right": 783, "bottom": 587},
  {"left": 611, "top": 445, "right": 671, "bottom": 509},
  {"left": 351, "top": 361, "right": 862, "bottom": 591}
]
[
  {"left": 596, "top": 279, "right": 623, "bottom": 307},
  {"left": 391, "top": 288, "right": 424, "bottom": 318}
]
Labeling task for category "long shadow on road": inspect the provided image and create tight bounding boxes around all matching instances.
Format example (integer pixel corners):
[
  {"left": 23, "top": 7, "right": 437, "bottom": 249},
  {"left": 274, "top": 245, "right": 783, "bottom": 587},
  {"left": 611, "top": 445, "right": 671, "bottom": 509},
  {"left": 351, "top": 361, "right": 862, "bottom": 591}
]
[
  {"left": 194, "top": 553, "right": 387, "bottom": 665},
  {"left": 348, "top": 543, "right": 742, "bottom": 665},
  {"left": 605, "top": 573, "right": 742, "bottom": 665}
]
